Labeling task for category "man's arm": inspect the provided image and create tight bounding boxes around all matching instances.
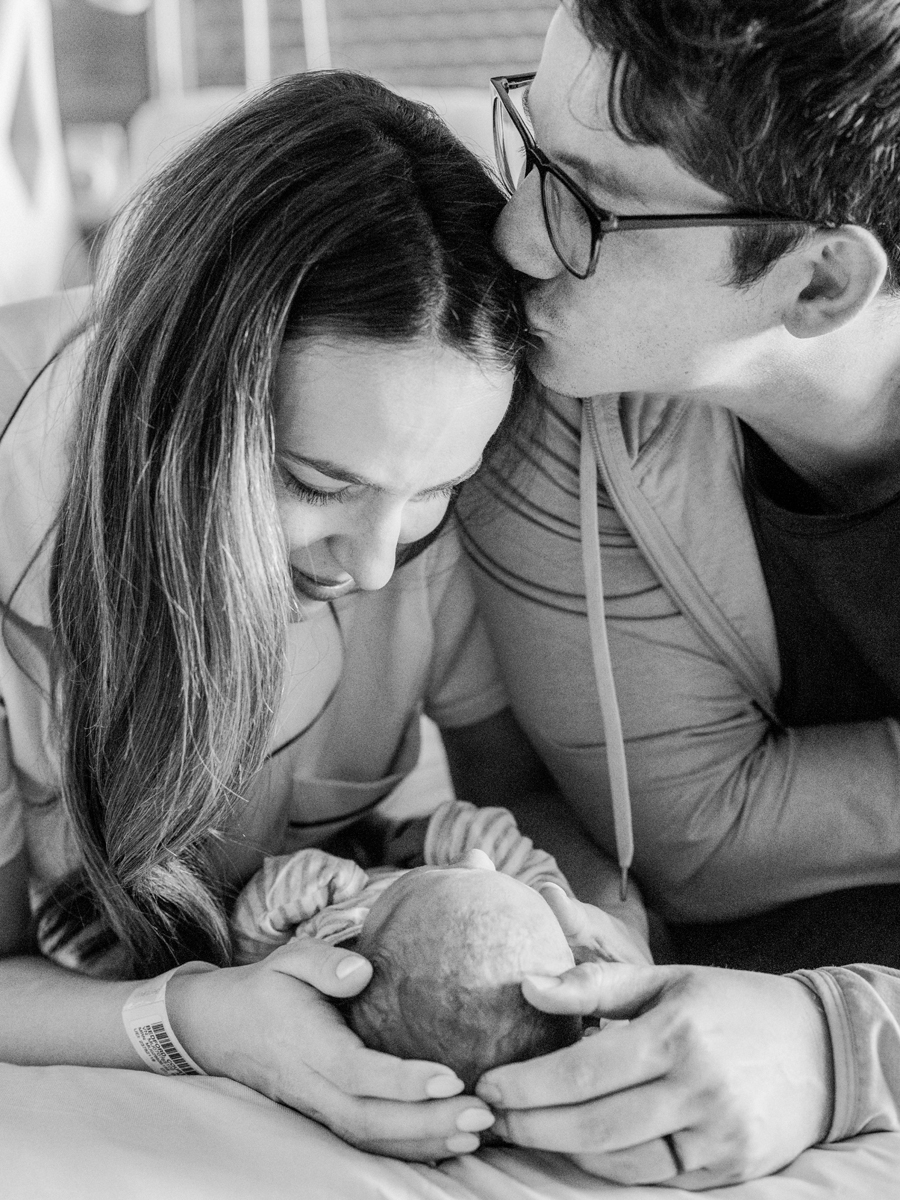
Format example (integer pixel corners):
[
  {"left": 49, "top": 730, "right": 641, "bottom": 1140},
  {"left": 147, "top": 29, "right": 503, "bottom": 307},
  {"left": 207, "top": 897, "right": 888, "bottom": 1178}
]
[
  {"left": 472, "top": 957, "right": 900, "bottom": 1187},
  {"left": 457, "top": 430, "right": 900, "bottom": 1179},
  {"left": 462, "top": 477, "right": 900, "bottom": 924}
]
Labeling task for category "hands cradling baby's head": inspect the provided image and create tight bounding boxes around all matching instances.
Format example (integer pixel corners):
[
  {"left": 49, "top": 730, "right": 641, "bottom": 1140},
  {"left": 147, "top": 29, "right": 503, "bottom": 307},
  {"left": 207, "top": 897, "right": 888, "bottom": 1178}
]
[{"left": 344, "top": 851, "right": 582, "bottom": 1090}]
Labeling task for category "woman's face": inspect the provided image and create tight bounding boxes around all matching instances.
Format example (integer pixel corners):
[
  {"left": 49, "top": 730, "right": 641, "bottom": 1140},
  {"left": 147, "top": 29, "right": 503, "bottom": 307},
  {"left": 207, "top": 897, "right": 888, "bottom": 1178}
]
[{"left": 273, "top": 336, "right": 513, "bottom": 612}]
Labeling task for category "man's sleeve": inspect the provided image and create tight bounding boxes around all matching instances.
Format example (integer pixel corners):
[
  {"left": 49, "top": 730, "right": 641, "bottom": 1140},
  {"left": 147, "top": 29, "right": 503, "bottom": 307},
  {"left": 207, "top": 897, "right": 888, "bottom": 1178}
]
[{"left": 794, "top": 966, "right": 900, "bottom": 1139}]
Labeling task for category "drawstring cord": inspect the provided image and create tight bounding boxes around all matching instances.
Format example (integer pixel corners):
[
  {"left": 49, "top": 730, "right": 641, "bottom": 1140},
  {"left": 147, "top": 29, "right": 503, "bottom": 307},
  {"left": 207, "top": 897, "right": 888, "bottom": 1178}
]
[{"left": 579, "top": 400, "right": 634, "bottom": 901}]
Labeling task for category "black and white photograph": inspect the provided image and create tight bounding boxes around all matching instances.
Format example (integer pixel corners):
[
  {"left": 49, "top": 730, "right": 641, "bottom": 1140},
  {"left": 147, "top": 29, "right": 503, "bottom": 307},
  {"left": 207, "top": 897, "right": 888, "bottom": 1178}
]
[{"left": 2, "top": 2, "right": 900, "bottom": 1196}]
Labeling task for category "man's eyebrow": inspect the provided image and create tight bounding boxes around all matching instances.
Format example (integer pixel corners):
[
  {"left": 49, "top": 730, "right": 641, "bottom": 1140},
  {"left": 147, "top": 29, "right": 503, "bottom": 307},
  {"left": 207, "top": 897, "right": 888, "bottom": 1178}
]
[
  {"left": 280, "top": 452, "right": 483, "bottom": 495},
  {"left": 525, "top": 88, "right": 643, "bottom": 204}
]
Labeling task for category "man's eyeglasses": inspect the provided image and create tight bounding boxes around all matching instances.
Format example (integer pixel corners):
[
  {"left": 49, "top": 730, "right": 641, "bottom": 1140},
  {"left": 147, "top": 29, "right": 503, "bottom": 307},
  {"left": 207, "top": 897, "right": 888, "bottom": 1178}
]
[{"left": 491, "top": 73, "right": 808, "bottom": 280}]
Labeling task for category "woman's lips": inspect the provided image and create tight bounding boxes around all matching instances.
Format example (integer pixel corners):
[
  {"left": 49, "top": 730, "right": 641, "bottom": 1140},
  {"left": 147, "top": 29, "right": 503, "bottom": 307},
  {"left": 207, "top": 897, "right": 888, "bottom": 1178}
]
[{"left": 290, "top": 565, "right": 356, "bottom": 602}]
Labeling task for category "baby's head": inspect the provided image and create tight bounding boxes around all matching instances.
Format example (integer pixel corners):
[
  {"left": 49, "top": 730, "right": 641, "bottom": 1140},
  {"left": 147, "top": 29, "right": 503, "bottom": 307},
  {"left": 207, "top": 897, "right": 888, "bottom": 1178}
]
[{"left": 345, "top": 852, "right": 581, "bottom": 1090}]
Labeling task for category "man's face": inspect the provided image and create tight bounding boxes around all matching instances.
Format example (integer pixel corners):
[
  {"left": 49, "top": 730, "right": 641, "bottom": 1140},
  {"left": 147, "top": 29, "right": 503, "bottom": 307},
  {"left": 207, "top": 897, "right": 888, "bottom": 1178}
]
[{"left": 494, "top": 4, "right": 784, "bottom": 398}]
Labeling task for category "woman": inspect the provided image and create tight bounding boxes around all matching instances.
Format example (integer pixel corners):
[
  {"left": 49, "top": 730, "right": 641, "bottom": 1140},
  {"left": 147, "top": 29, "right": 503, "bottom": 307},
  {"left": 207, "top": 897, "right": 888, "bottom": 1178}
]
[{"left": 0, "top": 71, "right": 645, "bottom": 1163}]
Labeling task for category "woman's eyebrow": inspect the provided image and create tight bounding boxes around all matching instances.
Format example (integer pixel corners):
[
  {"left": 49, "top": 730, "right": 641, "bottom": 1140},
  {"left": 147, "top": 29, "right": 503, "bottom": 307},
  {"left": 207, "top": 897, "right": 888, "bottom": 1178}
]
[{"left": 280, "top": 452, "right": 483, "bottom": 495}]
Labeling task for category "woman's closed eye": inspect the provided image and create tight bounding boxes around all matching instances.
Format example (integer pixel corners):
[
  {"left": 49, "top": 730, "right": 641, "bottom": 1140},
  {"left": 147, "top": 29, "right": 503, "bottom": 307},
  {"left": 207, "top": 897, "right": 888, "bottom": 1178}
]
[
  {"left": 279, "top": 466, "right": 460, "bottom": 506},
  {"left": 280, "top": 468, "right": 353, "bottom": 505}
]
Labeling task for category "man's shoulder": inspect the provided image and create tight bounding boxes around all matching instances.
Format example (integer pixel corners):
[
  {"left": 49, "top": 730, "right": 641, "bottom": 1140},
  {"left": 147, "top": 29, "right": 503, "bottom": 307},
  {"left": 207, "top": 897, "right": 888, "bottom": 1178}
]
[
  {"left": 590, "top": 389, "right": 746, "bottom": 550},
  {"left": 610, "top": 390, "right": 737, "bottom": 467},
  {"left": 534, "top": 385, "right": 737, "bottom": 471}
]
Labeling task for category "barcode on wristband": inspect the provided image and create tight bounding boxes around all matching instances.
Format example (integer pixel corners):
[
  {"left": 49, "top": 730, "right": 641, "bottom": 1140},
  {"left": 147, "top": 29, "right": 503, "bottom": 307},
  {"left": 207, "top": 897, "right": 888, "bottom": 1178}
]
[{"left": 132, "top": 1020, "right": 196, "bottom": 1076}]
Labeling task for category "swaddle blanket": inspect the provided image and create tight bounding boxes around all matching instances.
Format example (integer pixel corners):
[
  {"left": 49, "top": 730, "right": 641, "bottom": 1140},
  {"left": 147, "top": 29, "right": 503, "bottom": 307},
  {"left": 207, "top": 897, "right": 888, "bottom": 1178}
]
[{"left": 230, "top": 799, "right": 570, "bottom": 963}]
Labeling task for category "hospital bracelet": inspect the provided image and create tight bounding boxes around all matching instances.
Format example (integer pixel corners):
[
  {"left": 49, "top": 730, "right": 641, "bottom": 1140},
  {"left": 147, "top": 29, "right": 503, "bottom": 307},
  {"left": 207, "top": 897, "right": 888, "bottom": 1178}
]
[{"left": 122, "top": 960, "right": 219, "bottom": 1076}]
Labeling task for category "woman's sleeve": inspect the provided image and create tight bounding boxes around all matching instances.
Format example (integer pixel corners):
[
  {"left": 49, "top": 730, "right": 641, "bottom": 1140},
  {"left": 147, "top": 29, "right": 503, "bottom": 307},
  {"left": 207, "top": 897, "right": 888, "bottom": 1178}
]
[
  {"left": 420, "top": 524, "right": 508, "bottom": 731},
  {"left": 0, "top": 702, "right": 25, "bottom": 870},
  {"left": 461, "top": 473, "right": 900, "bottom": 925}
]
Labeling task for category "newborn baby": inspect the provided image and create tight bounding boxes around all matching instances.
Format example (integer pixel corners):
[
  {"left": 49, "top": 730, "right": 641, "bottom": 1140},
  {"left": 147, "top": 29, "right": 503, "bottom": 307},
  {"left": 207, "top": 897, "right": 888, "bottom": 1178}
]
[
  {"left": 345, "top": 852, "right": 582, "bottom": 1089},
  {"left": 231, "top": 799, "right": 572, "bottom": 957},
  {"left": 230, "top": 800, "right": 583, "bottom": 1086}
]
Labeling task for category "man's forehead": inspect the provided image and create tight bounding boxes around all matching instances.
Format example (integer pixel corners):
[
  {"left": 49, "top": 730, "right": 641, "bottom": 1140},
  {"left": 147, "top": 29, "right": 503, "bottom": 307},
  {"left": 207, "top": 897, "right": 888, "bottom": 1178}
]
[
  {"left": 527, "top": 7, "right": 616, "bottom": 152},
  {"left": 528, "top": 4, "right": 731, "bottom": 213}
]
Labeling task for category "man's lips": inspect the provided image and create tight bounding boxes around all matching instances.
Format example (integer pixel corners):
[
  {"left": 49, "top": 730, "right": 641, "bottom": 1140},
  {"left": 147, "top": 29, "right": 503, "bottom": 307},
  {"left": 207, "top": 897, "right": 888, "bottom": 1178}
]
[
  {"left": 290, "top": 564, "right": 356, "bottom": 602},
  {"left": 523, "top": 308, "right": 551, "bottom": 344},
  {"left": 522, "top": 288, "right": 552, "bottom": 329}
]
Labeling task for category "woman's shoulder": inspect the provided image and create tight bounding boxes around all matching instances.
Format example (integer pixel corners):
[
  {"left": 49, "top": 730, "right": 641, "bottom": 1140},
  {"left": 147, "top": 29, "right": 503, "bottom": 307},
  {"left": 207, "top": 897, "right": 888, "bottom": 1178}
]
[
  {"left": 0, "top": 289, "right": 91, "bottom": 434},
  {"left": 389, "top": 518, "right": 467, "bottom": 599},
  {"left": 0, "top": 291, "right": 92, "bottom": 627}
]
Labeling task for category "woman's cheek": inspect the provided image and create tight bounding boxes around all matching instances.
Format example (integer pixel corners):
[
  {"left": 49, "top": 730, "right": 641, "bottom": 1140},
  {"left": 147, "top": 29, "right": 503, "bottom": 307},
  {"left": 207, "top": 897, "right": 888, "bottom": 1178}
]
[{"left": 276, "top": 496, "right": 325, "bottom": 557}]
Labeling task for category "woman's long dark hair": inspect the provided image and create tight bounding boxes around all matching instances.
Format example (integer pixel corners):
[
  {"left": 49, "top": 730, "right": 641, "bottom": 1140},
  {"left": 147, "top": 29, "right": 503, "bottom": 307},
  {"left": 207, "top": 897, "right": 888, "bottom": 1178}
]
[{"left": 45, "top": 71, "right": 525, "bottom": 976}]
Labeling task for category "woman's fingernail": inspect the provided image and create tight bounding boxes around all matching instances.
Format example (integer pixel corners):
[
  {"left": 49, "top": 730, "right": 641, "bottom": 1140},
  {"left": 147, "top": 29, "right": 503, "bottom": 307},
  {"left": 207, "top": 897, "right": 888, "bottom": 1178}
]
[
  {"left": 445, "top": 1133, "right": 480, "bottom": 1155},
  {"left": 425, "top": 1074, "right": 464, "bottom": 1099},
  {"left": 335, "top": 956, "right": 368, "bottom": 979},
  {"left": 456, "top": 1107, "right": 495, "bottom": 1133},
  {"left": 476, "top": 1081, "right": 502, "bottom": 1105},
  {"left": 524, "top": 973, "right": 563, "bottom": 991}
]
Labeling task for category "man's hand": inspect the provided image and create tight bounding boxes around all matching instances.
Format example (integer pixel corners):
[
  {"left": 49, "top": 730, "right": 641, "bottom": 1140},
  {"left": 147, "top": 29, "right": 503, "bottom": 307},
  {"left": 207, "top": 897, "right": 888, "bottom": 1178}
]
[
  {"left": 167, "top": 937, "right": 495, "bottom": 1161},
  {"left": 476, "top": 960, "right": 834, "bottom": 1189}
]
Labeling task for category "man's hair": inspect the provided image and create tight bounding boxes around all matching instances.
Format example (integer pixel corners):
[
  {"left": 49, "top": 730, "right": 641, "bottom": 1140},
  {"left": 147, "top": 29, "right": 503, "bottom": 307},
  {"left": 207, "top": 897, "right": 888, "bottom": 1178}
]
[{"left": 574, "top": 0, "right": 900, "bottom": 288}]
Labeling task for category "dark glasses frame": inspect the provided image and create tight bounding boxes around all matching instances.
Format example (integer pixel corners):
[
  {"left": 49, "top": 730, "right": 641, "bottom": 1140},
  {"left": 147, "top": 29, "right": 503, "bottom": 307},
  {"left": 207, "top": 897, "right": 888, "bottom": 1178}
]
[{"left": 491, "top": 72, "right": 811, "bottom": 280}]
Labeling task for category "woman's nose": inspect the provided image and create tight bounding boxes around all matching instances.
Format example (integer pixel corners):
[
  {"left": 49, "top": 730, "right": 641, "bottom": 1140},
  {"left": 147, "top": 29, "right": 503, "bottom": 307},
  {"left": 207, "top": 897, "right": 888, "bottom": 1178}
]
[
  {"left": 329, "top": 506, "right": 404, "bottom": 593},
  {"left": 493, "top": 171, "right": 563, "bottom": 281}
]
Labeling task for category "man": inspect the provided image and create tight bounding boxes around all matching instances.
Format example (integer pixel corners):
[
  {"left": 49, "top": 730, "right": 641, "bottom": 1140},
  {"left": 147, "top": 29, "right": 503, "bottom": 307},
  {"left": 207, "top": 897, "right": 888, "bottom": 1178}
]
[{"left": 460, "top": 0, "right": 900, "bottom": 1188}]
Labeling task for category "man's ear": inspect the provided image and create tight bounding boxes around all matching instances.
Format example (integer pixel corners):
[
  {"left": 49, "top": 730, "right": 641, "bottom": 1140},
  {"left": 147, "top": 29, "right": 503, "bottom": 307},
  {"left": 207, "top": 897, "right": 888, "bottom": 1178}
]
[{"left": 783, "top": 226, "right": 888, "bottom": 339}]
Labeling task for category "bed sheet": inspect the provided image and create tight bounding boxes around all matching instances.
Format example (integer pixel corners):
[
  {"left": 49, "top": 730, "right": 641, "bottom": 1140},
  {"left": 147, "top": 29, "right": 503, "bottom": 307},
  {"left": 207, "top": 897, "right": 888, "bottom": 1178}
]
[{"left": 1, "top": 1064, "right": 897, "bottom": 1200}]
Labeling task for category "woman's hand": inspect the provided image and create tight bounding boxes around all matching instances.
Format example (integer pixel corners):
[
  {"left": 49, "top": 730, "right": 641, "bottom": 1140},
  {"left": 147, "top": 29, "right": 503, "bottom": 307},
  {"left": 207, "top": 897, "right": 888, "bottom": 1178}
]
[
  {"left": 166, "top": 937, "right": 495, "bottom": 1161},
  {"left": 539, "top": 883, "right": 653, "bottom": 966}
]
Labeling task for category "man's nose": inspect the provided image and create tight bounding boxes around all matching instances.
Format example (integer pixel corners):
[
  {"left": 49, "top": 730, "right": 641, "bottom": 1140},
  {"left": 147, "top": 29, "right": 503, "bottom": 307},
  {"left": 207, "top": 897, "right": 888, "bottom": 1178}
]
[{"left": 493, "top": 171, "right": 562, "bottom": 280}]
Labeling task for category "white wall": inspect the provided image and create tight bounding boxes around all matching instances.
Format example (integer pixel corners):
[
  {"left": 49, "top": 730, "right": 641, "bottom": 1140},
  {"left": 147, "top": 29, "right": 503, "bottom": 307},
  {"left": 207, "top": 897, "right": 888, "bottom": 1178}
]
[{"left": 0, "top": 0, "right": 79, "bottom": 304}]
